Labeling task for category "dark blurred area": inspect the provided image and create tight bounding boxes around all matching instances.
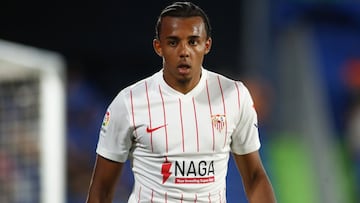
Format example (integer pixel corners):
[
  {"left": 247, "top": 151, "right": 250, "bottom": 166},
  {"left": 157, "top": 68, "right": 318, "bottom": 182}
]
[{"left": 0, "top": 0, "right": 242, "bottom": 98}]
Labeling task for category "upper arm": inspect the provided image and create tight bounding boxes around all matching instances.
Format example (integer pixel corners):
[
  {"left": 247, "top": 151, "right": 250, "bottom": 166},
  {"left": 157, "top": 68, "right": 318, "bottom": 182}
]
[
  {"left": 97, "top": 92, "right": 133, "bottom": 163},
  {"left": 232, "top": 151, "right": 265, "bottom": 185},
  {"left": 232, "top": 151, "right": 276, "bottom": 202},
  {"left": 86, "top": 154, "right": 124, "bottom": 203},
  {"left": 231, "top": 82, "right": 260, "bottom": 155}
]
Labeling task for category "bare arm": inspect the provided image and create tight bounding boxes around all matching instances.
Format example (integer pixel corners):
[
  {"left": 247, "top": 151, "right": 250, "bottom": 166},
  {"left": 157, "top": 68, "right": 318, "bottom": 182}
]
[
  {"left": 86, "top": 155, "right": 124, "bottom": 203},
  {"left": 233, "top": 151, "right": 276, "bottom": 203}
]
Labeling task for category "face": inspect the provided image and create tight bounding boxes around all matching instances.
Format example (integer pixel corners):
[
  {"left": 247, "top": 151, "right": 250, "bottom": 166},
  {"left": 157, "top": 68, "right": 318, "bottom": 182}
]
[{"left": 153, "top": 16, "right": 212, "bottom": 94}]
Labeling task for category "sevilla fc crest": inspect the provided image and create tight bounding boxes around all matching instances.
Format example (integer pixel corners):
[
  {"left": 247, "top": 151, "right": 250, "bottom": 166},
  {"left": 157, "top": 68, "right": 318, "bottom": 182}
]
[{"left": 211, "top": 114, "right": 226, "bottom": 132}]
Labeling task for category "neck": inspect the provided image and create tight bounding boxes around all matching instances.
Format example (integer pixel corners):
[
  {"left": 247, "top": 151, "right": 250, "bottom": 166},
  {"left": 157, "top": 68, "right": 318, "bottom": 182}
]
[{"left": 163, "top": 71, "right": 202, "bottom": 94}]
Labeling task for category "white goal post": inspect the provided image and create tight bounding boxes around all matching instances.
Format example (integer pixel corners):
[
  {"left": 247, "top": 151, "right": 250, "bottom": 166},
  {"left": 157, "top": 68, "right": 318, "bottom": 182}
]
[{"left": 0, "top": 39, "right": 66, "bottom": 203}]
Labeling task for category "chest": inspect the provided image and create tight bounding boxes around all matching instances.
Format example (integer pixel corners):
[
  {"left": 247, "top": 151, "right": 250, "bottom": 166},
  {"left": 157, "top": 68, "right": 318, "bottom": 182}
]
[{"left": 130, "top": 93, "right": 238, "bottom": 155}]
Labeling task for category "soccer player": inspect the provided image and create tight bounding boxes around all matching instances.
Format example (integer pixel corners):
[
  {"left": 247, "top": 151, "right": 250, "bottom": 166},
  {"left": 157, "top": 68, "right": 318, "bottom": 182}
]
[{"left": 86, "top": 2, "right": 276, "bottom": 202}]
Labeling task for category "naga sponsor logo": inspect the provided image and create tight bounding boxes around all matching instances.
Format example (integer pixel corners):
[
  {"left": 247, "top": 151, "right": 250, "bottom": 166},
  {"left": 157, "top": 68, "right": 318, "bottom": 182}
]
[
  {"left": 161, "top": 160, "right": 172, "bottom": 184},
  {"left": 161, "top": 160, "right": 215, "bottom": 184}
]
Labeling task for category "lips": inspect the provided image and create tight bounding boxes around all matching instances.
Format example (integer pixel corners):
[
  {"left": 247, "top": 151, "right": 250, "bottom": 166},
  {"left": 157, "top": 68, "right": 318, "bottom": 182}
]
[
  {"left": 177, "top": 64, "right": 190, "bottom": 69},
  {"left": 177, "top": 64, "right": 191, "bottom": 74}
]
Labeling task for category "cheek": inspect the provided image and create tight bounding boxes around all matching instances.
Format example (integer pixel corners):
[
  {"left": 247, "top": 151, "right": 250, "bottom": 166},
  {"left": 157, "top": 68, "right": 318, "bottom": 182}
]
[
  {"left": 162, "top": 53, "right": 176, "bottom": 64},
  {"left": 194, "top": 48, "right": 207, "bottom": 58},
  {"left": 195, "top": 44, "right": 208, "bottom": 53}
]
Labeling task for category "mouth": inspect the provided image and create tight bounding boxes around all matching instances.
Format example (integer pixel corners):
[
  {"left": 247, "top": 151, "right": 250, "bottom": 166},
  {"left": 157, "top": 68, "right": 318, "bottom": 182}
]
[{"left": 177, "top": 64, "right": 191, "bottom": 74}]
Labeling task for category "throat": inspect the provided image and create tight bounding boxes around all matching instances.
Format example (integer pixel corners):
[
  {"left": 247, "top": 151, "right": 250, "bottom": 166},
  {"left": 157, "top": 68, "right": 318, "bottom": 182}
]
[
  {"left": 173, "top": 74, "right": 202, "bottom": 94},
  {"left": 163, "top": 69, "right": 202, "bottom": 94}
]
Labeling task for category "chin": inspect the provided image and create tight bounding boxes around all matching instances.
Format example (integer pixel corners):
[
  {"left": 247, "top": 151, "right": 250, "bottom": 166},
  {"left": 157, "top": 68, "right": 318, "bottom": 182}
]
[{"left": 181, "top": 77, "right": 195, "bottom": 85}]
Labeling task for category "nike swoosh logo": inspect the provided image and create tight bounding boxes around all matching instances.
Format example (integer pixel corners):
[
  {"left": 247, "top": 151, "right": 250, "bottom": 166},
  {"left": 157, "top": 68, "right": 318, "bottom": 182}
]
[{"left": 146, "top": 124, "right": 167, "bottom": 133}]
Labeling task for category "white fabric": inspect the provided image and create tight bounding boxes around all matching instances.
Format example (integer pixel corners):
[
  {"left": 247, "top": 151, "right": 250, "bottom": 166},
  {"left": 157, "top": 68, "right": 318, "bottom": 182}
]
[{"left": 96, "top": 68, "right": 260, "bottom": 202}]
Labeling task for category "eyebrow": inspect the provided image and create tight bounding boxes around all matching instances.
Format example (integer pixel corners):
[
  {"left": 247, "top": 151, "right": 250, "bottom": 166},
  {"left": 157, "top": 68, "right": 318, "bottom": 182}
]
[{"left": 165, "top": 35, "right": 201, "bottom": 40}]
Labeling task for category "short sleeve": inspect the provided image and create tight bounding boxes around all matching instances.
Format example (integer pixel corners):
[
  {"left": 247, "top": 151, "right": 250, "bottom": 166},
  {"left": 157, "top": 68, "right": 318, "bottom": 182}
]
[
  {"left": 96, "top": 91, "right": 133, "bottom": 162},
  {"left": 230, "top": 82, "right": 261, "bottom": 155}
]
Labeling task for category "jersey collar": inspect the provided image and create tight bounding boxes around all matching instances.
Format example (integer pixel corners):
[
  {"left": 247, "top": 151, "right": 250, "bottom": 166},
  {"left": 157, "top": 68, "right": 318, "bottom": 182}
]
[{"left": 157, "top": 67, "right": 208, "bottom": 99}]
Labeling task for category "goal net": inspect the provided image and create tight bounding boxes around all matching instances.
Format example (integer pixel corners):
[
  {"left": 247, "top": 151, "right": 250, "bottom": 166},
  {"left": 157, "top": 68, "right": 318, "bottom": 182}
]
[{"left": 0, "top": 39, "right": 66, "bottom": 203}]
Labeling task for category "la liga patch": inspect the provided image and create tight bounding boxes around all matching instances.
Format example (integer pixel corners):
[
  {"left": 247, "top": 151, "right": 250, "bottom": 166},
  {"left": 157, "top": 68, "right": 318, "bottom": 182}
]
[{"left": 102, "top": 110, "right": 110, "bottom": 127}]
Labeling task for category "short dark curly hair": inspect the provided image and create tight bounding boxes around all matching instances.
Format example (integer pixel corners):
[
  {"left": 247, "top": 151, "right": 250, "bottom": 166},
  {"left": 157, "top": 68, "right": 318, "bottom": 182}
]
[{"left": 155, "top": 1, "right": 212, "bottom": 40}]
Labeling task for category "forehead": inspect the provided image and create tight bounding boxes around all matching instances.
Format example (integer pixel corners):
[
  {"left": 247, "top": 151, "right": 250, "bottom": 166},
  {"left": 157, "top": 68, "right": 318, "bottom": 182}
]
[{"left": 160, "top": 16, "right": 206, "bottom": 38}]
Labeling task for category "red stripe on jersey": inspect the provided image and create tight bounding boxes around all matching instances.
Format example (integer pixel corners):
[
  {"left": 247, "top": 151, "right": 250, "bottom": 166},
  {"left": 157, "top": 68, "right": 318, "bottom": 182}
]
[
  {"left": 235, "top": 82, "right": 241, "bottom": 110},
  {"left": 137, "top": 186, "right": 142, "bottom": 203},
  {"left": 206, "top": 80, "right": 215, "bottom": 151},
  {"left": 145, "top": 81, "right": 154, "bottom": 152},
  {"left": 194, "top": 193, "right": 197, "bottom": 203},
  {"left": 165, "top": 192, "right": 168, "bottom": 203},
  {"left": 208, "top": 193, "right": 211, "bottom": 203},
  {"left": 219, "top": 190, "right": 221, "bottom": 203},
  {"left": 192, "top": 97, "right": 200, "bottom": 152},
  {"left": 180, "top": 193, "right": 184, "bottom": 202},
  {"left": 130, "top": 90, "right": 138, "bottom": 138},
  {"left": 158, "top": 85, "right": 168, "bottom": 153},
  {"left": 151, "top": 189, "right": 154, "bottom": 203},
  {"left": 179, "top": 98, "right": 185, "bottom": 152},
  {"left": 217, "top": 76, "right": 227, "bottom": 147}
]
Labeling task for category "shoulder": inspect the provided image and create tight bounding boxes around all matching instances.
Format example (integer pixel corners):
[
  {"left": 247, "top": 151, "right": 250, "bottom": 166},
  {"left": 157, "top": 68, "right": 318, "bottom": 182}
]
[
  {"left": 106, "top": 70, "right": 161, "bottom": 109},
  {"left": 119, "top": 70, "right": 161, "bottom": 97},
  {"left": 205, "top": 68, "right": 247, "bottom": 91},
  {"left": 205, "top": 69, "right": 254, "bottom": 108},
  {"left": 206, "top": 68, "right": 238, "bottom": 82}
]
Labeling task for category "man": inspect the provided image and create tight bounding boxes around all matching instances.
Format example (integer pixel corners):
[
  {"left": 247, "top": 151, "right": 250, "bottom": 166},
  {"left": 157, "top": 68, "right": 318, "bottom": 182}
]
[{"left": 87, "top": 2, "right": 276, "bottom": 202}]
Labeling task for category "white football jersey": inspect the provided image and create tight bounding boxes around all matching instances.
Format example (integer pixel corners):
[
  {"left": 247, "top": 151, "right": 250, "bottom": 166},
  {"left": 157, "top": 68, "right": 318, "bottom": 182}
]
[{"left": 96, "top": 68, "right": 260, "bottom": 202}]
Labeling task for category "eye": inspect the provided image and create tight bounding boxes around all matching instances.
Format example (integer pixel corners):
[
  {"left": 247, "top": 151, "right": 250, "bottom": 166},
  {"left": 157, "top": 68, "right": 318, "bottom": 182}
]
[
  {"left": 189, "top": 39, "right": 198, "bottom": 46},
  {"left": 168, "top": 40, "right": 178, "bottom": 47}
]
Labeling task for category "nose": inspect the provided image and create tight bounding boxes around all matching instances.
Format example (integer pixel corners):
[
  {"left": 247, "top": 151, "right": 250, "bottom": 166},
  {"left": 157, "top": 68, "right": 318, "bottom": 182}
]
[{"left": 179, "top": 42, "right": 190, "bottom": 58}]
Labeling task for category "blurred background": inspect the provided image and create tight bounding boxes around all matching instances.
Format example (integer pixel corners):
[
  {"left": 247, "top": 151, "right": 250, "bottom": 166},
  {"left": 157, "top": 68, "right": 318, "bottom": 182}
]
[{"left": 0, "top": 0, "right": 360, "bottom": 202}]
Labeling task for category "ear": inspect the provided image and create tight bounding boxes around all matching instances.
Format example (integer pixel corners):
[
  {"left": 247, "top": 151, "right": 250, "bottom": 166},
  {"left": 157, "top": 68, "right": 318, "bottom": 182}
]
[
  {"left": 153, "top": 39, "right": 163, "bottom": 57},
  {"left": 204, "top": 37, "right": 212, "bottom": 55}
]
